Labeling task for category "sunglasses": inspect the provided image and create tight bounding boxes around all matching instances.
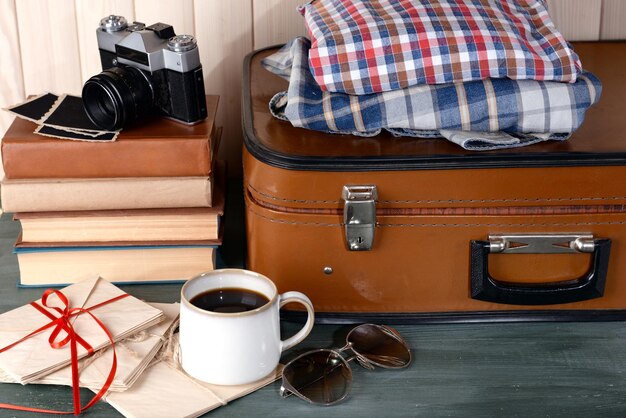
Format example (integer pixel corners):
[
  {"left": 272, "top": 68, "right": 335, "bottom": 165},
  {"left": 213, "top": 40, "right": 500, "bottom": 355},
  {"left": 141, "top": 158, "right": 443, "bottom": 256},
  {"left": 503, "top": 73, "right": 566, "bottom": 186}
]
[{"left": 280, "top": 323, "right": 412, "bottom": 405}]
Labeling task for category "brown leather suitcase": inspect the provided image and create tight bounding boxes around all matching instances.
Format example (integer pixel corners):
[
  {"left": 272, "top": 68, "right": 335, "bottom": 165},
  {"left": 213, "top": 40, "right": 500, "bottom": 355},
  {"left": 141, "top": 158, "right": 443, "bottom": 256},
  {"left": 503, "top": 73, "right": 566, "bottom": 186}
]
[{"left": 243, "top": 42, "right": 626, "bottom": 323}]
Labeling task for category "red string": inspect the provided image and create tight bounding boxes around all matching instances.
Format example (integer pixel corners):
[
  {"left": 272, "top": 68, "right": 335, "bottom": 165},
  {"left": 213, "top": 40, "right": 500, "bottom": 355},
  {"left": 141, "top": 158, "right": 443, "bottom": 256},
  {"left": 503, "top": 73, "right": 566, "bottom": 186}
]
[{"left": 0, "top": 289, "right": 130, "bottom": 415}]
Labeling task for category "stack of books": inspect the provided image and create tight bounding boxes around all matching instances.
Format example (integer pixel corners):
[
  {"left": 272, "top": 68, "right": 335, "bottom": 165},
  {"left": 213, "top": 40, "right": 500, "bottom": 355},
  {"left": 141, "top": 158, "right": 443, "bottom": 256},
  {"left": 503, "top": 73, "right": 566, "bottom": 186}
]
[{"left": 0, "top": 96, "right": 223, "bottom": 286}]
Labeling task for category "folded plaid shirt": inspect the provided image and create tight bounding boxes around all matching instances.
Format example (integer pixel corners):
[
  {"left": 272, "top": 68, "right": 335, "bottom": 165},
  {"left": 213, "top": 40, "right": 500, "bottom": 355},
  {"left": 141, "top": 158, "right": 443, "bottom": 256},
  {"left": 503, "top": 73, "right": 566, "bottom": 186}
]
[
  {"left": 299, "top": 0, "right": 582, "bottom": 94},
  {"left": 262, "top": 37, "right": 601, "bottom": 151}
]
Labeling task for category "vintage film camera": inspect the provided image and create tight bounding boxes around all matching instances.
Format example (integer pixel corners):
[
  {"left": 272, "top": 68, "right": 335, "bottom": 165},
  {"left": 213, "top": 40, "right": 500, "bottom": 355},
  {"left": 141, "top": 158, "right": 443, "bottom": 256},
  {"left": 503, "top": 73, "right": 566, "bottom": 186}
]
[{"left": 83, "top": 15, "right": 207, "bottom": 130}]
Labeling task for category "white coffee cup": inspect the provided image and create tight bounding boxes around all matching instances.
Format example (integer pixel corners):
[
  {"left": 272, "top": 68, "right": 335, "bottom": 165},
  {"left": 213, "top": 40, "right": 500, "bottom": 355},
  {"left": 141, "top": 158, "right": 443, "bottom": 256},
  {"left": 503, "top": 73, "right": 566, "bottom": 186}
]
[{"left": 179, "top": 269, "right": 315, "bottom": 385}]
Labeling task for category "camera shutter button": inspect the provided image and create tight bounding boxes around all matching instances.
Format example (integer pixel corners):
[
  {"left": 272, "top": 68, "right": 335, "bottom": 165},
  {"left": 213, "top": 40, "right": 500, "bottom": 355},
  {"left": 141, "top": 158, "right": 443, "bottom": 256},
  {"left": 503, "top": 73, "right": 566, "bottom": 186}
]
[{"left": 167, "top": 35, "right": 197, "bottom": 52}]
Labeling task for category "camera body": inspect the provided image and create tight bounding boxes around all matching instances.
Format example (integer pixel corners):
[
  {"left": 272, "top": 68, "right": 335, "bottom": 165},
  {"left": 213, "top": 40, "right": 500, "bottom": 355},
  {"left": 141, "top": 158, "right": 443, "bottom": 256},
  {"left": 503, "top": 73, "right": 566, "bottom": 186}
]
[{"left": 84, "top": 15, "right": 207, "bottom": 130}]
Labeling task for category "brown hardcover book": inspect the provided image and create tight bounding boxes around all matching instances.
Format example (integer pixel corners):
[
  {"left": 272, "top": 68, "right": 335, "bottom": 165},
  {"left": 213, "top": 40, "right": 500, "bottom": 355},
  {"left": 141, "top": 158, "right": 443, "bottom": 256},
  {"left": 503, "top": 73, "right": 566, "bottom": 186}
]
[
  {"left": 15, "top": 210, "right": 221, "bottom": 242},
  {"left": 1, "top": 175, "right": 214, "bottom": 212},
  {"left": 14, "top": 162, "right": 226, "bottom": 243},
  {"left": 1, "top": 95, "right": 219, "bottom": 179}
]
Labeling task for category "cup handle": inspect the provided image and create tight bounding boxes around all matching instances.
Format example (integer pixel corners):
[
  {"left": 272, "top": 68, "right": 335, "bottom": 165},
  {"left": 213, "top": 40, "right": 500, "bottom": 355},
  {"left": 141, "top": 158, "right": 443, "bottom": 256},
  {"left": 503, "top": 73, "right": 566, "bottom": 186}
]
[{"left": 278, "top": 291, "right": 315, "bottom": 351}]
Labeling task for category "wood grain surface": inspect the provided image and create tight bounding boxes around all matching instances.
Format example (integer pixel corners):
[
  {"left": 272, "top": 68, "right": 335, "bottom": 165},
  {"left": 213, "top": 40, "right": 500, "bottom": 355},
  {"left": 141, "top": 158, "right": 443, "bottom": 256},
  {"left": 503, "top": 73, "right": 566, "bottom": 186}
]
[
  {"left": 0, "top": 0, "right": 24, "bottom": 180},
  {"left": 194, "top": 0, "right": 253, "bottom": 176},
  {"left": 15, "top": 0, "right": 83, "bottom": 96},
  {"left": 601, "top": 0, "right": 626, "bottom": 40},
  {"left": 135, "top": 0, "right": 195, "bottom": 36},
  {"left": 546, "top": 0, "right": 603, "bottom": 41},
  {"left": 253, "top": 0, "right": 308, "bottom": 49},
  {"left": 75, "top": 0, "right": 135, "bottom": 85}
]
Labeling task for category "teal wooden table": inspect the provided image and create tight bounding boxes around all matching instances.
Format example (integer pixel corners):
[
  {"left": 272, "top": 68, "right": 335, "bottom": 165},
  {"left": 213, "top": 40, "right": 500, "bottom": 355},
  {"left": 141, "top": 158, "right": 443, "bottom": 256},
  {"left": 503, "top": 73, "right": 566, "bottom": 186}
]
[{"left": 1, "top": 184, "right": 626, "bottom": 417}]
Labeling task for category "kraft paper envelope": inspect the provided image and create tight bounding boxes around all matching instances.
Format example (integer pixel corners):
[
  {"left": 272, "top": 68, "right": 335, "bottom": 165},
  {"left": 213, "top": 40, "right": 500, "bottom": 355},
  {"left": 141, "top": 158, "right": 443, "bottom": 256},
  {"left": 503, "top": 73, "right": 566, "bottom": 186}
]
[
  {"left": 18, "top": 302, "right": 179, "bottom": 391},
  {"left": 104, "top": 361, "right": 283, "bottom": 418},
  {"left": 0, "top": 277, "right": 164, "bottom": 384},
  {"left": 104, "top": 333, "right": 283, "bottom": 418}
]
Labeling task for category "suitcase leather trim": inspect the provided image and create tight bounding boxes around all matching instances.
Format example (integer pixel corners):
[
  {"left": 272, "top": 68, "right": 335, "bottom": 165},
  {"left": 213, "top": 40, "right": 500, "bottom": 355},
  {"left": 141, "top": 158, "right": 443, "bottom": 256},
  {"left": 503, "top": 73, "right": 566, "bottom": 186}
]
[{"left": 282, "top": 309, "right": 626, "bottom": 324}]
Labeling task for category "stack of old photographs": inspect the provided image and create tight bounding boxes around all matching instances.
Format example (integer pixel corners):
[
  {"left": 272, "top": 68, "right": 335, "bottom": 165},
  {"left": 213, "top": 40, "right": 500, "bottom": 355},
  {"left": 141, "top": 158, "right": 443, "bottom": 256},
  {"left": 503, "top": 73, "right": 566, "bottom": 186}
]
[{"left": 5, "top": 93, "right": 119, "bottom": 142}]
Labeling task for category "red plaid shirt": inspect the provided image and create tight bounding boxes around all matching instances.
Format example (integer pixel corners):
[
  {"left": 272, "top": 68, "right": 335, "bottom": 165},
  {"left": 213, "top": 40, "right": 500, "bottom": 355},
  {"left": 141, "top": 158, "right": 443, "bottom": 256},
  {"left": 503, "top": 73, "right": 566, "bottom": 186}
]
[{"left": 300, "top": 0, "right": 582, "bottom": 94}]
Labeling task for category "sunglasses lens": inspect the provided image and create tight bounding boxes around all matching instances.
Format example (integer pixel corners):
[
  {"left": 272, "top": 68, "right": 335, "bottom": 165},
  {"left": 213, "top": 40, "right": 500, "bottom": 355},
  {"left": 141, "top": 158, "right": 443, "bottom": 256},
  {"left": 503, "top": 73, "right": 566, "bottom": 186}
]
[
  {"left": 282, "top": 350, "right": 352, "bottom": 405},
  {"left": 347, "top": 324, "right": 411, "bottom": 368}
]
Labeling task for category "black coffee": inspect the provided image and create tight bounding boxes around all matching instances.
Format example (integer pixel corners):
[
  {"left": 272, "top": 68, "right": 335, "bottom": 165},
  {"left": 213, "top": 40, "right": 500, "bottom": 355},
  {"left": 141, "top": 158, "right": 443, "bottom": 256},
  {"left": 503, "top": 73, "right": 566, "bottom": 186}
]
[{"left": 189, "top": 287, "right": 270, "bottom": 313}]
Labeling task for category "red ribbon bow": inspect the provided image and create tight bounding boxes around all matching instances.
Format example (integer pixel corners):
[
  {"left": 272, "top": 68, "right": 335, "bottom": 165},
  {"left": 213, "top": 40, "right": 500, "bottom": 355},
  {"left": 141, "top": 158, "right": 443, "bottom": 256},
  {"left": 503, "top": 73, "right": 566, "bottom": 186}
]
[{"left": 0, "top": 288, "right": 129, "bottom": 415}]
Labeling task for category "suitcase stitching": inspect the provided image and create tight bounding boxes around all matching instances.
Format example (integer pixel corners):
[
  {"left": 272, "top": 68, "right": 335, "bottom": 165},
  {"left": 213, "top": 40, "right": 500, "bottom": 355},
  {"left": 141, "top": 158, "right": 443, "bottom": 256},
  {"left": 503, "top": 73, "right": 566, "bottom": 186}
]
[
  {"left": 381, "top": 197, "right": 626, "bottom": 204},
  {"left": 248, "top": 206, "right": 626, "bottom": 227},
  {"left": 247, "top": 184, "right": 626, "bottom": 205},
  {"left": 378, "top": 221, "right": 626, "bottom": 227},
  {"left": 247, "top": 184, "right": 338, "bottom": 203},
  {"left": 247, "top": 207, "right": 341, "bottom": 226}
]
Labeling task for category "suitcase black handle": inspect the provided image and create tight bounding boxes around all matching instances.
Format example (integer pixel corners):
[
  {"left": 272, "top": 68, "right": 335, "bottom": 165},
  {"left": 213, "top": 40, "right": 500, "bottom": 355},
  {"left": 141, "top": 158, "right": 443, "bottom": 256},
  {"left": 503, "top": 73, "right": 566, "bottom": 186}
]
[{"left": 470, "top": 235, "right": 611, "bottom": 305}]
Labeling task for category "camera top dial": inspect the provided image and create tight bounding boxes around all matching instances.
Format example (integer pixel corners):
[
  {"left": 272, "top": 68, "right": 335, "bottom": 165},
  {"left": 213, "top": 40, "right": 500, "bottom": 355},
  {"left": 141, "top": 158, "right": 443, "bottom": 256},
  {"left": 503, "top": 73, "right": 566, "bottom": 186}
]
[
  {"left": 100, "top": 15, "right": 128, "bottom": 32},
  {"left": 167, "top": 35, "right": 197, "bottom": 52}
]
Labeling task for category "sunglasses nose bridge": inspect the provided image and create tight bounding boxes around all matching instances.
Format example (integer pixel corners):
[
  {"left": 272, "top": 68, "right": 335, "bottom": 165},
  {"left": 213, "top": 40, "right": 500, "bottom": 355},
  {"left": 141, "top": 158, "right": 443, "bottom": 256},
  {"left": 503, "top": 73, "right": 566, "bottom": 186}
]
[
  {"left": 340, "top": 340, "right": 378, "bottom": 370},
  {"left": 337, "top": 341, "right": 353, "bottom": 353}
]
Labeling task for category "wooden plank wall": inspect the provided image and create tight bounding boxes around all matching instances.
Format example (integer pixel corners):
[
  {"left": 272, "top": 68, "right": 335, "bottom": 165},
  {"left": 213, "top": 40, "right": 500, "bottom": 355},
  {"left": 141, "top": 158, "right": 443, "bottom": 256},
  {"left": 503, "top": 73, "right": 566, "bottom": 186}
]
[{"left": 1, "top": 0, "right": 624, "bottom": 178}]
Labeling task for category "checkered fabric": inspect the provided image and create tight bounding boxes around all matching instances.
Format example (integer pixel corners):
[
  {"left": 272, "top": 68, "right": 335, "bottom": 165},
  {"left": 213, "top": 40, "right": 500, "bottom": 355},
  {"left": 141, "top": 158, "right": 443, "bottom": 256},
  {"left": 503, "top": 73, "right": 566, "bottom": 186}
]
[
  {"left": 262, "top": 37, "right": 601, "bottom": 151},
  {"left": 299, "top": 0, "right": 582, "bottom": 94}
]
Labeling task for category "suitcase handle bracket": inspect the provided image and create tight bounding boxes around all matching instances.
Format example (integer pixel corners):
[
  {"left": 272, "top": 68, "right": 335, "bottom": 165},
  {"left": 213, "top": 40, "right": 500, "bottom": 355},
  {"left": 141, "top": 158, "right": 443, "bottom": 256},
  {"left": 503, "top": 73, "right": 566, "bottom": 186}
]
[{"left": 488, "top": 234, "right": 596, "bottom": 254}]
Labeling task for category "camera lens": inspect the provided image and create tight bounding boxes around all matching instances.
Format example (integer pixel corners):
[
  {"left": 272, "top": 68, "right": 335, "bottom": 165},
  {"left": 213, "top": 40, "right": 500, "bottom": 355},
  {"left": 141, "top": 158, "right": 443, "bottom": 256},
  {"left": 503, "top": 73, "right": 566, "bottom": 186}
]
[{"left": 82, "top": 66, "right": 153, "bottom": 130}]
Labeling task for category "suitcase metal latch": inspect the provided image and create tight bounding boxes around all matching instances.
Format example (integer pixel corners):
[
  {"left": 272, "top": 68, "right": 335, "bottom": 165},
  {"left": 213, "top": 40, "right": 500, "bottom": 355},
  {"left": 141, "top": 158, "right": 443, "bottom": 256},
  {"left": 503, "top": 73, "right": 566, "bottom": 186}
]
[{"left": 342, "top": 185, "right": 378, "bottom": 251}]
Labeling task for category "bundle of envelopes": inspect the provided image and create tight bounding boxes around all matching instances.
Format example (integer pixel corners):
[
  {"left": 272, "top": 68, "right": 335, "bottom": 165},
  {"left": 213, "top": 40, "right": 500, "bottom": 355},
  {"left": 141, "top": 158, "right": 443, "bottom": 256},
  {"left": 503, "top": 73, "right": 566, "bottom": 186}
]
[
  {"left": 0, "top": 302, "right": 180, "bottom": 391},
  {"left": 1, "top": 94, "right": 224, "bottom": 286},
  {"left": 0, "top": 278, "right": 164, "bottom": 384},
  {"left": 263, "top": 0, "right": 602, "bottom": 150},
  {"left": 0, "top": 277, "right": 280, "bottom": 417}
]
